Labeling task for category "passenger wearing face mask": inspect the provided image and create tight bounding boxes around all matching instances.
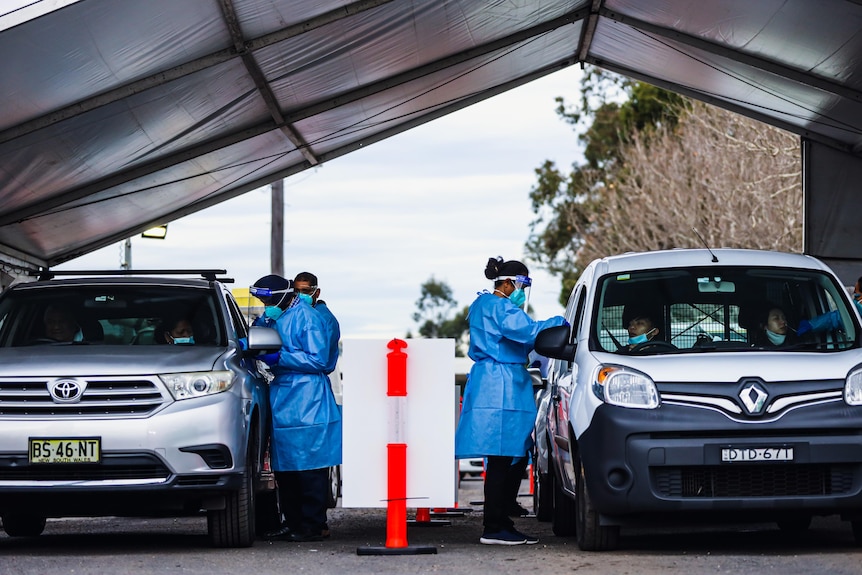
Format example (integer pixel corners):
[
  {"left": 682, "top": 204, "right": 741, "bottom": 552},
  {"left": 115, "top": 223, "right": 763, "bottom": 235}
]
[
  {"left": 626, "top": 315, "right": 659, "bottom": 350},
  {"left": 455, "top": 256, "right": 566, "bottom": 546},
  {"left": 751, "top": 305, "right": 798, "bottom": 348},
  {"left": 154, "top": 315, "right": 195, "bottom": 345}
]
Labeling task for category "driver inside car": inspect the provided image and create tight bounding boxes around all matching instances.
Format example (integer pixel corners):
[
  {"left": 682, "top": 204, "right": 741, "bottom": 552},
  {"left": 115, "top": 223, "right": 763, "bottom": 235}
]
[{"left": 626, "top": 314, "right": 659, "bottom": 350}]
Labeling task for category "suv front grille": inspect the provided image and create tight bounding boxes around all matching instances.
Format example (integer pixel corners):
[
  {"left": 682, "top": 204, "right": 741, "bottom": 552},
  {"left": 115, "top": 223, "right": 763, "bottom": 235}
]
[
  {"left": 653, "top": 464, "right": 856, "bottom": 498},
  {"left": 0, "top": 453, "right": 170, "bottom": 481},
  {"left": 0, "top": 377, "right": 166, "bottom": 417}
]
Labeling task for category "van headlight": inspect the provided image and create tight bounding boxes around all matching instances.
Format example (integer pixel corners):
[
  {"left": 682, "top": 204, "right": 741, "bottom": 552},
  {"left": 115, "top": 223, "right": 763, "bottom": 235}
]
[
  {"left": 593, "top": 365, "right": 660, "bottom": 409},
  {"left": 845, "top": 367, "right": 862, "bottom": 405},
  {"left": 161, "top": 371, "right": 234, "bottom": 400}
]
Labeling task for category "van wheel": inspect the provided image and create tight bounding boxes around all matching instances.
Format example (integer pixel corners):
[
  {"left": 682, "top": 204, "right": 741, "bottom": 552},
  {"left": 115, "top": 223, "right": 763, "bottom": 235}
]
[
  {"left": 550, "top": 455, "right": 576, "bottom": 536},
  {"left": 533, "top": 444, "right": 552, "bottom": 522},
  {"left": 575, "top": 454, "right": 619, "bottom": 551},
  {"left": 327, "top": 465, "right": 342, "bottom": 508},
  {"left": 2, "top": 514, "right": 46, "bottom": 537},
  {"left": 208, "top": 446, "right": 255, "bottom": 548}
]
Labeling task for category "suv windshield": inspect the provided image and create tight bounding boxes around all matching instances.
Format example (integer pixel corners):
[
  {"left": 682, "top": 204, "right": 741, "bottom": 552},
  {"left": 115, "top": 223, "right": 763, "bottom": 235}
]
[
  {"left": 591, "top": 266, "right": 857, "bottom": 354},
  {"left": 0, "top": 285, "right": 224, "bottom": 347}
]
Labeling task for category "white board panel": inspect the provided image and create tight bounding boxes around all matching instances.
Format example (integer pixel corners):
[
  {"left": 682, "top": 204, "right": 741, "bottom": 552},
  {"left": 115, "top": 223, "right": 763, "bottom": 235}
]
[{"left": 340, "top": 338, "right": 456, "bottom": 508}]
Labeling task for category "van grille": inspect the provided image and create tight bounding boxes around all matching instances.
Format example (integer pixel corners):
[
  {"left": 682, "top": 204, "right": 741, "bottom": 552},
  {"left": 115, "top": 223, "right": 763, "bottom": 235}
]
[
  {"left": 652, "top": 464, "right": 855, "bottom": 498},
  {"left": 0, "top": 377, "right": 166, "bottom": 417}
]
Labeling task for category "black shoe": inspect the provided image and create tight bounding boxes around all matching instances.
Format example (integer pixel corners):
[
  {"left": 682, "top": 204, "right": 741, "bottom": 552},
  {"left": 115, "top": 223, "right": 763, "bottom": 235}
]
[
  {"left": 264, "top": 524, "right": 294, "bottom": 540},
  {"left": 288, "top": 531, "right": 324, "bottom": 543}
]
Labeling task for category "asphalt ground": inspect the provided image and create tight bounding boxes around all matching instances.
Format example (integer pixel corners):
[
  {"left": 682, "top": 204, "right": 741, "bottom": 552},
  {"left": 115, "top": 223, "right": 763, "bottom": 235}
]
[{"left": 3, "top": 476, "right": 862, "bottom": 575}]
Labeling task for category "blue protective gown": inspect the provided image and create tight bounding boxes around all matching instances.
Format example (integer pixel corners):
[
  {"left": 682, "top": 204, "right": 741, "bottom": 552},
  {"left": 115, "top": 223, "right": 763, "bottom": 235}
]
[
  {"left": 455, "top": 292, "right": 566, "bottom": 459},
  {"left": 252, "top": 315, "right": 276, "bottom": 328},
  {"left": 269, "top": 301, "right": 343, "bottom": 471},
  {"left": 314, "top": 300, "right": 341, "bottom": 374}
]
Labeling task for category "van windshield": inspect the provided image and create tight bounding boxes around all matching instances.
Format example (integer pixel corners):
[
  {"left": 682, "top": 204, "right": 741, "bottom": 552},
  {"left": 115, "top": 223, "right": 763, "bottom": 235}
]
[{"left": 591, "top": 266, "right": 857, "bottom": 354}]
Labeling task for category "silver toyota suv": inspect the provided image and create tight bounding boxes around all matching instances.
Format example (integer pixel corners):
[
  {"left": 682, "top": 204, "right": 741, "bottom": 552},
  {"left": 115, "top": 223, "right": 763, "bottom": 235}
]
[
  {"left": 534, "top": 249, "right": 862, "bottom": 550},
  {"left": 0, "top": 270, "right": 277, "bottom": 547}
]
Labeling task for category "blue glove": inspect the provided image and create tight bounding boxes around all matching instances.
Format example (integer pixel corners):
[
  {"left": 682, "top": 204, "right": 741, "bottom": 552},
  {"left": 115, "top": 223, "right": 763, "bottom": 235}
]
[
  {"left": 796, "top": 319, "right": 812, "bottom": 336},
  {"left": 259, "top": 352, "right": 279, "bottom": 366}
]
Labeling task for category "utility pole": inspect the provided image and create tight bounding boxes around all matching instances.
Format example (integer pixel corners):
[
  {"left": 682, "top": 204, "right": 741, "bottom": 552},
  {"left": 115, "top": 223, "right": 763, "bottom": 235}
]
[{"left": 271, "top": 179, "right": 284, "bottom": 276}]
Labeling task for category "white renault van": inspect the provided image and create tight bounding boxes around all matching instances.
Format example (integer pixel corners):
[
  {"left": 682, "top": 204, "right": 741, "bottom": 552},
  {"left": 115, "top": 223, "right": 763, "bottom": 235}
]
[{"left": 535, "top": 249, "right": 862, "bottom": 550}]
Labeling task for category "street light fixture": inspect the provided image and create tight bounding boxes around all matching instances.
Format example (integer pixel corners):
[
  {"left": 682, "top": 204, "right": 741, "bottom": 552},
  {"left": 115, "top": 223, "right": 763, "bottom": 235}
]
[{"left": 141, "top": 224, "right": 168, "bottom": 239}]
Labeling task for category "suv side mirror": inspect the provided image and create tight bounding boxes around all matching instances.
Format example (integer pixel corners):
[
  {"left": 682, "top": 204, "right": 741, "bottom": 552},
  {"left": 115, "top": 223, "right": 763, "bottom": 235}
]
[
  {"left": 246, "top": 326, "right": 282, "bottom": 351},
  {"left": 535, "top": 325, "right": 575, "bottom": 361}
]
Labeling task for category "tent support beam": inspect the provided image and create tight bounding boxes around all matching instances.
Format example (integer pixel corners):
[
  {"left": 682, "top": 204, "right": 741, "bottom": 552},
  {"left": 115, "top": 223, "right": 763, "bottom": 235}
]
[
  {"left": 217, "top": 0, "right": 318, "bottom": 165},
  {"left": 0, "top": 0, "right": 396, "bottom": 146},
  {"left": 600, "top": 8, "right": 862, "bottom": 105}
]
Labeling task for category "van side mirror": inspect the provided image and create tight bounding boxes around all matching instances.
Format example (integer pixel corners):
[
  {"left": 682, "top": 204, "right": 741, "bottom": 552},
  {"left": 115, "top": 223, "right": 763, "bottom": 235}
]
[{"left": 535, "top": 325, "right": 575, "bottom": 361}]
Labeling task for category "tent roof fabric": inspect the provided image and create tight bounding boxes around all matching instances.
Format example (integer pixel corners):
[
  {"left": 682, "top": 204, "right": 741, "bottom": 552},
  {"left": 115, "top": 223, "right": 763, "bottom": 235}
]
[{"left": 1, "top": 0, "right": 861, "bottom": 270}]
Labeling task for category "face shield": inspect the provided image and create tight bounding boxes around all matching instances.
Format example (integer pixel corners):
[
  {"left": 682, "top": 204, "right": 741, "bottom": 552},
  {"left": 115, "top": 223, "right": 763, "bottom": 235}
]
[
  {"left": 249, "top": 285, "right": 291, "bottom": 308},
  {"left": 497, "top": 274, "right": 532, "bottom": 310},
  {"left": 513, "top": 274, "right": 532, "bottom": 310}
]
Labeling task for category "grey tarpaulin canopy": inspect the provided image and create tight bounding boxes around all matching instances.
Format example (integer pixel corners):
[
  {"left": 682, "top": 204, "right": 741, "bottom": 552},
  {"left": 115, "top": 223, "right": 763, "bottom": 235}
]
[{"left": 1, "top": 0, "right": 862, "bottom": 280}]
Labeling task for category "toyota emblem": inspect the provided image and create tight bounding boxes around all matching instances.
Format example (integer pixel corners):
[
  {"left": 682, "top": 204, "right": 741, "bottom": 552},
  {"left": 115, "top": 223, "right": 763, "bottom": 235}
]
[{"left": 49, "top": 378, "right": 86, "bottom": 403}]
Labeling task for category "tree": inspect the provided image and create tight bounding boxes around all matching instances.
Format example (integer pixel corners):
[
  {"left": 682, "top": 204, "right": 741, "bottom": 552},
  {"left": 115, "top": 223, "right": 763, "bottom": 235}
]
[
  {"left": 410, "top": 277, "right": 469, "bottom": 356},
  {"left": 526, "top": 68, "right": 801, "bottom": 305}
]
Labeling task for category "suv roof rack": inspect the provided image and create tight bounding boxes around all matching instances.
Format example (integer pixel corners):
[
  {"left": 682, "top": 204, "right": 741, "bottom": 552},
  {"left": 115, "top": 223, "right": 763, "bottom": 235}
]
[{"left": 31, "top": 269, "right": 232, "bottom": 282}]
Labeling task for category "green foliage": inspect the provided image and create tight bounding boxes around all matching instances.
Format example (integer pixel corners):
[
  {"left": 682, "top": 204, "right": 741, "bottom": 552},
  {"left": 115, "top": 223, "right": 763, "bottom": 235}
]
[
  {"left": 527, "top": 68, "right": 686, "bottom": 305},
  {"left": 411, "top": 277, "right": 469, "bottom": 356}
]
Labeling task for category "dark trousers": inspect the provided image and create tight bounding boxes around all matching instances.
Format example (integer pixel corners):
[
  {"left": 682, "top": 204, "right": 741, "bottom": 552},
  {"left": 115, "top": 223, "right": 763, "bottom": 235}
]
[
  {"left": 275, "top": 467, "right": 328, "bottom": 535},
  {"left": 483, "top": 455, "right": 527, "bottom": 533}
]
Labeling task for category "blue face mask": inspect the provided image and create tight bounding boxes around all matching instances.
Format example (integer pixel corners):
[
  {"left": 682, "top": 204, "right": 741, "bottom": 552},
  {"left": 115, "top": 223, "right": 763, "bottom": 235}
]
[
  {"left": 172, "top": 336, "right": 194, "bottom": 345},
  {"left": 766, "top": 329, "right": 785, "bottom": 345},
  {"left": 855, "top": 299, "right": 862, "bottom": 314},
  {"left": 264, "top": 305, "right": 282, "bottom": 321},
  {"left": 628, "top": 328, "right": 656, "bottom": 346},
  {"left": 297, "top": 293, "right": 313, "bottom": 306},
  {"left": 509, "top": 288, "right": 526, "bottom": 308}
]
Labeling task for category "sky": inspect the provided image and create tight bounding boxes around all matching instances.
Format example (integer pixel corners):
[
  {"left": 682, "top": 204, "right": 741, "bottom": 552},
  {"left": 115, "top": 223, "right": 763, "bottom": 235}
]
[{"left": 55, "top": 65, "right": 585, "bottom": 339}]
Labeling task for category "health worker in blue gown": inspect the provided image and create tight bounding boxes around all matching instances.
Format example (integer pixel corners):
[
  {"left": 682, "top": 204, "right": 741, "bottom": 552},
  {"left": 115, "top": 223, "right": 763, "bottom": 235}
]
[
  {"left": 262, "top": 282, "right": 342, "bottom": 543},
  {"left": 293, "top": 271, "right": 340, "bottom": 378},
  {"left": 455, "top": 256, "right": 567, "bottom": 546}
]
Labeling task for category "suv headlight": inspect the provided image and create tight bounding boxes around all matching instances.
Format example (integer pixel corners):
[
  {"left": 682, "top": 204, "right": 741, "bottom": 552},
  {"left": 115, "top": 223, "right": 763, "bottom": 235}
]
[
  {"left": 845, "top": 367, "right": 862, "bottom": 405},
  {"left": 161, "top": 370, "right": 234, "bottom": 400},
  {"left": 593, "top": 365, "right": 660, "bottom": 409}
]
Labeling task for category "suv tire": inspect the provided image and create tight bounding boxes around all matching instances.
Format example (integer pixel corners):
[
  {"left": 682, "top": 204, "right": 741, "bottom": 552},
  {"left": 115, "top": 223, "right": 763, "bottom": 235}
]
[
  {"left": 575, "top": 453, "right": 619, "bottom": 551},
  {"left": 208, "top": 444, "right": 255, "bottom": 548}
]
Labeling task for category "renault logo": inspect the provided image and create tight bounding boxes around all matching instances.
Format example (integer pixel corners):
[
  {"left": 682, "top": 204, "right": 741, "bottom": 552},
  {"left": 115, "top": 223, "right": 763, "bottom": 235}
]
[
  {"left": 49, "top": 378, "right": 86, "bottom": 403},
  {"left": 738, "top": 380, "right": 769, "bottom": 415}
]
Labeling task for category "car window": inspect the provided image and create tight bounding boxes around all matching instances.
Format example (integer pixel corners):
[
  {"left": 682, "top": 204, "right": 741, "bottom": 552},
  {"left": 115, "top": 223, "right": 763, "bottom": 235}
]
[
  {"left": 0, "top": 285, "right": 224, "bottom": 347},
  {"left": 590, "top": 266, "right": 856, "bottom": 354}
]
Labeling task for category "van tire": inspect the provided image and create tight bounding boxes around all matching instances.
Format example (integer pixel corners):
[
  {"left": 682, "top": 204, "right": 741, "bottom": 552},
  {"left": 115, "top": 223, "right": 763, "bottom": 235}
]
[
  {"left": 550, "top": 455, "right": 576, "bottom": 536},
  {"left": 533, "top": 442, "right": 553, "bottom": 522},
  {"left": 1, "top": 514, "right": 46, "bottom": 537},
  {"left": 575, "top": 454, "right": 619, "bottom": 551}
]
